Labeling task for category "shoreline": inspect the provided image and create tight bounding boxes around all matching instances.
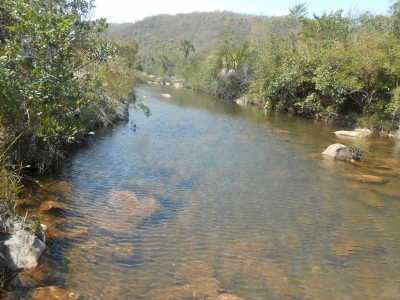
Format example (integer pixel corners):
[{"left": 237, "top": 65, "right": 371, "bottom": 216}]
[
  {"left": 144, "top": 79, "right": 400, "bottom": 138},
  {"left": 0, "top": 94, "right": 130, "bottom": 297}
]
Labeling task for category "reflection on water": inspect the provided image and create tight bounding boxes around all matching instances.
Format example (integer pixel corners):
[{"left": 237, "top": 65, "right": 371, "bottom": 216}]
[{"left": 11, "top": 85, "right": 400, "bottom": 299}]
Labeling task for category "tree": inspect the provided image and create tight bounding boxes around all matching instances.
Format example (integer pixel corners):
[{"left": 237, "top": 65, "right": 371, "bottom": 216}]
[
  {"left": 159, "top": 54, "right": 173, "bottom": 74},
  {"left": 180, "top": 39, "right": 195, "bottom": 61},
  {"left": 0, "top": 0, "right": 119, "bottom": 170},
  {"left": 210, "top": 30, "right": 253, "bottom": 99},
  {"left": 289, "top": 2, "right": 309, "bottom": 19}
]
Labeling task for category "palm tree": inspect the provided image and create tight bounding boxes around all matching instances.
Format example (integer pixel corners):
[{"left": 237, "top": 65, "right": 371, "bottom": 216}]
[
  {"left": 159, "top": 54, "right": 172, "bottom": 74},
  {"left": 213, "top": 39, "right": 249, "bottom": 74},
  {"left": 289, "top": 2, "right": 309, "bottom": 19},
  {"left": 180, "top": 39, "right": 195, "bottom": 61}
]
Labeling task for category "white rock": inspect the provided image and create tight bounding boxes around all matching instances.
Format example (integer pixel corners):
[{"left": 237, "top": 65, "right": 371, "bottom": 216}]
[
  {"left": 235, "top": 99, "right": 245, "bottom": 105},
  {"left": 173, "top": 83, "right": 183, "bottom": 88},
  {"left": 161, "top": 93, "right": 172, "bottom": 98},
  {"left": 334, "top": 131, "right": 365, "bottom": 138},
  {"left": 1, "top": 231, "right": 46, "bottom": 270},
  {"left": 322, "top": 143, "right": 349, "bottom": 158}
]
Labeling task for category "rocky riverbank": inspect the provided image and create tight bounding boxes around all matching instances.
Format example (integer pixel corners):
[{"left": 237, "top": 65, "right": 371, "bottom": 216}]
[{"left": 0, "top": 93, "right": 129, "bottom": 296}]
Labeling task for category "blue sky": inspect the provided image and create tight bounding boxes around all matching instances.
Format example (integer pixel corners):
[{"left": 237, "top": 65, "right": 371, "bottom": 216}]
[{"left": 94, "top": 0, "right": 392, "bottom": 23}]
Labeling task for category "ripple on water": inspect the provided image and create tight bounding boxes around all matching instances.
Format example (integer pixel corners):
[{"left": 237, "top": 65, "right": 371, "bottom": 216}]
[{"left": 23, "top": 86, "right": 400, "bottom": 300}]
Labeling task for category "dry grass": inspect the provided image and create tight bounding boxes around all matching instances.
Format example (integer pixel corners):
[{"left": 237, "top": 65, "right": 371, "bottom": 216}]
[{"left": 338, "top": 135, "right": 370, "bottom": 161}]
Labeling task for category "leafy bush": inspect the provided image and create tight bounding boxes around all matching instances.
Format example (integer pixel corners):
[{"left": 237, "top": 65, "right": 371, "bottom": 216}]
[{"left": 0, "top": 0, "right": 139, "bottom": 171}]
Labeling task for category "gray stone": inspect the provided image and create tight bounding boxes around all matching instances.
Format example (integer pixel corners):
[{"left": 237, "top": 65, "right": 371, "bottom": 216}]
[
  {"left": 101, "top": 93, "right": 129, "bottom": 123},
  {"left": 173, "top": 82, "right": 183, "bottom": 88},
  {"left": 4, "top": 219, "right": 24, "bottom": 232},
  {"left": 322, "top": 143, "right": 349, "bottom": 158},
  {"left": 1, "top": 231, "right": 46, "bottom": 270}
]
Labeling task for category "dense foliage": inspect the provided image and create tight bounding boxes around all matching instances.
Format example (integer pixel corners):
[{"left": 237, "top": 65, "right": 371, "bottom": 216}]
[
  {"left": 248, "top": 4, "right": 400, "bottom": 132},
  {"left": 0, "top": 0, "right": 141, "bottom": 172},
  {"left": 115, "top": 3, "right": 400, "bottom": 133}
]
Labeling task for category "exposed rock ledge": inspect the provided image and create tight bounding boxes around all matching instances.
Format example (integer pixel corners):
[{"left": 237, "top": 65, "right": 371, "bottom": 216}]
[
  {"left": 334, "top": 128, "right": 372, "bottom": 138},
  {"left": 98, "top": 92, "right": 129, "bottom": 124}
]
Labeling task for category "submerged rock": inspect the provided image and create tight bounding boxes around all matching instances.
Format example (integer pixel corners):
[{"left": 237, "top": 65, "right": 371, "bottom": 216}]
[
  {"left": 44, "top": 227, "right": 68, "bottom": 239},
  {"left": 107, "top": 190, "right": 160, "bottom": 219},
  {"left": 29, "top": 286, "right": 98, "bottom": 300},
  {"left": 342, "top": 174, "right": 389, "bottom": 184},
  {"left": 1, "top": 231, "right": 46, "bottom": 270},
  {"left": 9, "top": 262, "right": 52, "bottom": 289},
  {"left": 174, "top": 261, "right": 215, "bottom": 282},
  {"left": 272, "top": 129, "right": 292, "bottom": 134},
  {"left": 143, "top": 261, "right": 220, "bottom": 299},
  {"left": 42, "top": 181, "right": 72, "bottom": 196},
  {"left": 331, "top": 240, "right": 362, "bottom": 257},
  {"left": 322, "top": 143, "right": 349, "bottom": 158},
  {"left": 210, "top": 295, "right": 245, "bottom": 300},
  {"left": 97, "top": 190, "right": 160, "bottom": 234},
  {"left": 15, "top": 200, "right": 38, "bottom": 210},
  {"left": 257, "top": 261, "right": 296, "bottom": 296},
  {"left": 0, "top": 291, "right": 16, "bottom": 300},
  {"left": 39, "top": 201, "right": 68, "bottom": 213}
]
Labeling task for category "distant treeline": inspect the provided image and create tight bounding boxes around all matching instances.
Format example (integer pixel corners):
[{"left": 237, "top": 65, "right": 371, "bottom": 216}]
[{"left": 110, "top": 3, "right": 400, "bottom": 133}]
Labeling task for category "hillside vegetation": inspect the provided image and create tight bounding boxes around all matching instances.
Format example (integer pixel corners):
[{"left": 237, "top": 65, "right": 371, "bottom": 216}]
[
  {"left": 108, "top": 4, "right": 400, "bottom": 134},
  {"left": 107, "top": 11, "right": 264, "bottom": 54}
]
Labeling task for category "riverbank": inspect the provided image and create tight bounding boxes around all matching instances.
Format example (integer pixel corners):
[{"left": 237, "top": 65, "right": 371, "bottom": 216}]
[
  {"left": 5, "top": 84, "right": 399, "bottom": 299},
  {"left": 0, "top": 92, "right": 130, "bottom": 296},
  {"left": 143, "top": 75, "right": 400, "bottom": 138}
]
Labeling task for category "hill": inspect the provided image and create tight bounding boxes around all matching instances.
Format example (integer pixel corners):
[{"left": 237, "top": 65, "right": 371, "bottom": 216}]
[{"left": 106, "top": 11, "right": 285, "bottom": 55}]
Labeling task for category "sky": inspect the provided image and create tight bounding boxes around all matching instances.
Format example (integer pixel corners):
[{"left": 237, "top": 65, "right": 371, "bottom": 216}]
[{"left": 93, "top": 0, "right": 392, "bottom": 23}]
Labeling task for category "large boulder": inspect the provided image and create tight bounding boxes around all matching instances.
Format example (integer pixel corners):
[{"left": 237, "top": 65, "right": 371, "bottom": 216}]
[
  {"left": 0, "top": 231, "right": 46, "bottom": 270},
  {"left": 322, "top": 143, "right": 349, "bottom": 158},
  {"left": 101, "top": 93, "right": 129, "bottom": 123}
]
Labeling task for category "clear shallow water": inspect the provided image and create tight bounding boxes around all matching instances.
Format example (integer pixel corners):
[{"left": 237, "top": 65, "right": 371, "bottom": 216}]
[{"left": 19, "top": 85, "right": 400, "bottom": 299}]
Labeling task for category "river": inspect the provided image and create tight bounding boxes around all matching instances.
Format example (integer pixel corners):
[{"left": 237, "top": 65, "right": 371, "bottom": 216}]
[{"left": 14, "top": 85, "right": 400, "bottom": 299}]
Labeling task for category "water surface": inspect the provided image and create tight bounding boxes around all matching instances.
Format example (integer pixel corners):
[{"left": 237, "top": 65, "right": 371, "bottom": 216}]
[{"left": 21, "top": 85, "right": 400, "bottom": 299}]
